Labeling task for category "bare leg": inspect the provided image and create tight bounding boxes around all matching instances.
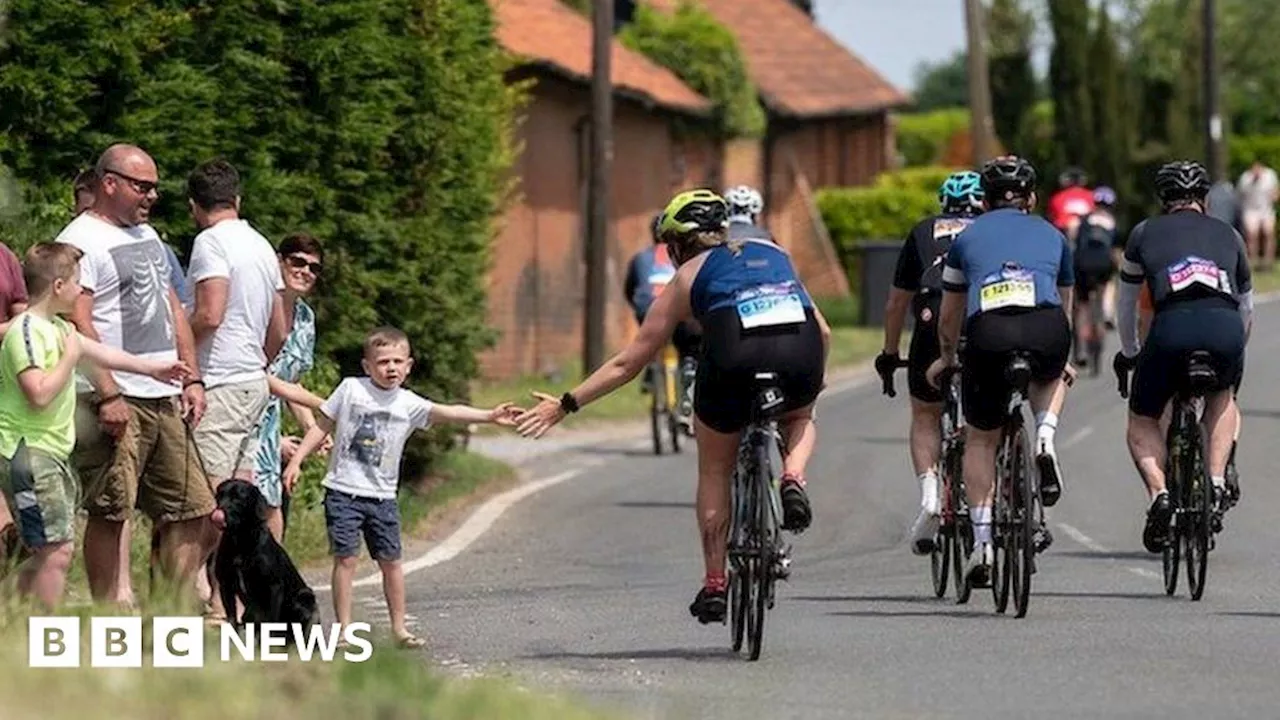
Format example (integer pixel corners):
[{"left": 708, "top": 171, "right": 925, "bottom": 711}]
[
  {"left": 331, "top": 556, "right": 358, "bottom": 628},
  {"left": 17, "top": 542, "right": 74, "bottom": 611},
  {"left": 693, "top": 417, "right": 739, "bottom": 583},
  {"left": 378, "top": 559, "right": 416, "bottom": 643},
  {"left": 780, "top": 403, "right": 818, "bottom": 479},
  {"left": 156, "top": 516, "right": 214, "bottom": 611},
  {"left": 82, "top": 518, "right": 127, "bottom": 604},
  {"left": 265, "top": 508, "right": 284, "bottom": 544},
  {"left": 1203, "top": 391, "right": 1234, "bottom": 480},
  {"left": 1126, "top": 414, "right": 1166, "bottom": 498},
  {"left": 908, "top": 399, "right": 943, "bottom": 477}
]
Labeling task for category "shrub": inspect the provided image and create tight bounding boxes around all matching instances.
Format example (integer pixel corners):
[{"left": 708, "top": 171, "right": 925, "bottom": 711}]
[
  {"left": 816, "top": 185, "right": 938, "bottom": 292},
  {"left": 874, "top": 165, "right": 963, "bottom": 196},
  {"left": 895, "top": 109, "right": 970, "bottom": 167},
  {"left": 1228, "top": 135, "right": 1280, "bottom": 180}
]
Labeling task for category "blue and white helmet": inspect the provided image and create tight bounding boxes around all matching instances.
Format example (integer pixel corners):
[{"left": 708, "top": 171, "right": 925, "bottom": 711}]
[
  {"left": 724, "top": 185, "right": 764, "bottom": 218},
  {"left": 939, "top": 170, "right": 984, "bottom": 215}
]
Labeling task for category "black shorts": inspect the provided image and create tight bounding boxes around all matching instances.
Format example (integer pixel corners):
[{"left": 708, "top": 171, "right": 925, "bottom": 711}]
[
  {"left": 1074, "top": 265, "right": 1114, "bottom": 303},
  {"left": 673, "top": 320, "right": 702, "bottom": 359},
  {"left": 961, "top": 306, "right": 1071, "bottom": 432},
  {"left": 1130, "top": 302, "right": 1245, "bottom": 419},
  {"left": 907, "top": 298, "right": 943, "bottom": 404},
  {"left": 695, "top": 307, "right": 824, "bottom": 434}
]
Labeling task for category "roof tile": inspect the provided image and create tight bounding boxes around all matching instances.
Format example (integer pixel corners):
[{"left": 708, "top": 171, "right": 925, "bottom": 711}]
[
  {"left": 492, "top": 0, "right": 711, "bottom": 115},
  {"left": 648, "top": 0, "right": 909, "bottom": 117}
]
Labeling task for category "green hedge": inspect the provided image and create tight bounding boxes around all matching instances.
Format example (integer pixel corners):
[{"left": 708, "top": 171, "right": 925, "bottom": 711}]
[
  {"left": 816, "top": 185, "right": 937, "bottom": 292},
  {"left": 0, "top": 0, "right": 522, "bottom": 481},
  {"left": 873, "top": 165, "right": 963, "bottom": 195},
  {"left": 896, "top": 108, "right": 970, "bottom": 167},
  {"left": 620, "top": 2, "right": 765, "bottom": 138},
  {"left": 1228, "top": 135, "right": 1280, "bottom": 180}
]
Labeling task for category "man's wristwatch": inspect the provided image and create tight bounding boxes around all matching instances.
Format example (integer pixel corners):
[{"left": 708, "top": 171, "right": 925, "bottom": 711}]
[{"left": 559, "top": 392, "right": 580, "bottom": 414}]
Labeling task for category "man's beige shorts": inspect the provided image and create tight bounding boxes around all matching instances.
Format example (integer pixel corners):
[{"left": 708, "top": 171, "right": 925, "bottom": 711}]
[
  {"left": 192, "top": 377, "right": 270, "bottom": 483},
  {"left": 1243, "top": 209, "right": 1276, "bottom": 238}
]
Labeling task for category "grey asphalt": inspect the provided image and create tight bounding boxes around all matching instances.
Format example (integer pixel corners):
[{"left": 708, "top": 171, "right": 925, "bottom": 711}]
[{"left": 394, "top": 303, "right": 1280, "bottom": 720}]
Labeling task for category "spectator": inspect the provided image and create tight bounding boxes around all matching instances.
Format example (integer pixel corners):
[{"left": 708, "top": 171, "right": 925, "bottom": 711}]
[
  {"left": 254, "top": 233, "right": 325, "bottom": 543},
  {"left": 0, "top": 232, "right": 28, "bottom": 571},
  {"left": 58, "top": 143, "right": 211, "bottom": 608},
  {"left": 184, "top": 159, "right": 287, "bottom": 621},
  {"left": 0, "top": 242, "right": 190, "bottom": 610},
  {"left": 1207, "top": 177, "right": 1241, "bottom": 231},
  {"left": 1237, "top": 157, "right": 1279, "bottom": 268}
]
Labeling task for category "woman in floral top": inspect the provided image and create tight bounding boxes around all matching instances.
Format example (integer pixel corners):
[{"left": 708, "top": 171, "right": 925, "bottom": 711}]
[{"left": 255, "top": 233, "right": 324, "bottom": 542}]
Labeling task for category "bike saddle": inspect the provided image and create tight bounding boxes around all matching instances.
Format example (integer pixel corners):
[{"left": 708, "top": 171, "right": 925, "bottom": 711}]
[
  {"left": 1005, "top": 353, "right": 1033, "bottom": 394},
  {"left": 753, "top": 372, "right": 786, "bottom": 418},
  {"left": 1185, "top": 350, "right": 1218, "bottom": 396}
]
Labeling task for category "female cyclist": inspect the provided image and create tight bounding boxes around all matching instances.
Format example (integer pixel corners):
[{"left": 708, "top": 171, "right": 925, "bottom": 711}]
[{"left": 515, "top": 189, "right": 831, "bottom": 624}]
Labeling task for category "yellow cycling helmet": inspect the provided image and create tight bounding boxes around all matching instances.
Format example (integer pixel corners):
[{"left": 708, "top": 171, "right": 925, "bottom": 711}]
[{"left": 657, "top": 189, "right": 729, "bottom": 241}]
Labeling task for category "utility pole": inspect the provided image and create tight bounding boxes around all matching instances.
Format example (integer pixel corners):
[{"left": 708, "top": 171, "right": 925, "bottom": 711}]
[
  {"left": 584, "top": 0, "right": 613, "bottom": 376},
  {"left": 964, "top": 0, "right": 997, "bottom": 164},
  {"left": 1202, "top": 0, "right": 1225, "bottom": 180}
]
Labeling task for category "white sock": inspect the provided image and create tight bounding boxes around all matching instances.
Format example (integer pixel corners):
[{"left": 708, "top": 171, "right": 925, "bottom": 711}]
[
  {"left": 1035, "top": 411, "right": 1058, "bottom": 445},
  {"left": 1212, "top": 475, "right": 1226, "bottom": 489},
  {"left": 971, "top": 506, "right": 992, "bottom": 545},
  {"left": 919, "top": 470, "right": 940, "bottom": 513}
]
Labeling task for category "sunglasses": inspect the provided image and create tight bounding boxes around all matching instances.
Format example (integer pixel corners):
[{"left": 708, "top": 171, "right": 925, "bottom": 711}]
[
  {"left": 284, "top": 255, "right": 323, "bottom": 275},
  {"left": 102, "top": 169, "right": 159, "bottom": 196}
]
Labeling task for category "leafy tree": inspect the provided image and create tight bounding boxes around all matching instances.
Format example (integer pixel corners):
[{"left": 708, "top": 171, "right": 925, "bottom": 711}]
[
  {"left": 909, "top": 50, "right": 968, "bottom": 111},
  {"left": 987, "top": 0, "right": 1038, "bottom": 152},
  {"left": 1048, "top": 0, "right": 1095, "bottom": 171}
]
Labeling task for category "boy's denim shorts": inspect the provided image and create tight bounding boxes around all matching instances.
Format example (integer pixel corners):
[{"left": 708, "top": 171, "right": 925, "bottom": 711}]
[{"left": 322, "top": 488, "right": 402, "bottom": 561}]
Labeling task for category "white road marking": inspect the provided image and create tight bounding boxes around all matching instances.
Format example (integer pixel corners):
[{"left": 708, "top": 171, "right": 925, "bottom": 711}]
[
  {"left": 1061, "top": 426, "right": 1094, "bottom": 448},
  {"left": 1128, "top": 567, "right": 1160, "bottom": 579},
  {"left": 1058, "top": 522, "right": 1109, "bottom": 553},
  {"left": 314, "top": 467, "right": 586, "bottom": 592}
]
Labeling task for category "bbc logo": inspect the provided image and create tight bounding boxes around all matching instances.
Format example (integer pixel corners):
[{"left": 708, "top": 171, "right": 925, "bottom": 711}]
[{"left": 29, "top": 616, "right": 374, "bottom": 668}]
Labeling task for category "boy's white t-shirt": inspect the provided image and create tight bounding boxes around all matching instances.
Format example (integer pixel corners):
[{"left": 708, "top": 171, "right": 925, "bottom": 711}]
[
  {"left": 185, "top": 218, "right": 285, "bottom": 388},
  {"left": 320, "top": 377, "right": 434, "bottom": 500},
  {"left": 55, "top": 212, "right": 180, "bottom": 398}
]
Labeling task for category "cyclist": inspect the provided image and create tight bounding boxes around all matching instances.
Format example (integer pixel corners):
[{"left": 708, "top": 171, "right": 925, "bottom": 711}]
[
  {"left": 877, "top": 170, "right": 984, "bottom": 555},
  {"left": 624, "top": 213, "right": 701, "bottom": 427},
  {"left": 1047, "top": 166, "right": 1095, "bottom": 235},
  {"left": 724, "top": 184, "right": 771, "bottom": 243},
  {"left": 516, "top": 189, "right": 831, "bottom": 625},
  {"left": 1071, "top": 185, "right": 1121, "bottom": 365},
  {"left": 1113, "top": 160, "right": 1251, "bottom": 553},
  {"left": 926, "top": 155, "right": 1075, "bottom": 588}
]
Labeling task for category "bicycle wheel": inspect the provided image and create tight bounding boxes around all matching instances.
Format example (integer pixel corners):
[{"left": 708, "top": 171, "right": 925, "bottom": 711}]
[
  {"left": 992, "top": 433, "right": 1011, "bottom": 615},
  {"left": 1011, "top": 415, "right": 1035, "bottom": 619},
  {"left": 947, "top": 443, "right": 974, "bottom": 605},
  {"left": 747, "top": 437, "right": 775, "bottom": 661},
  {"left": 931, "top": 460, "right": 952, "bottom": 598},
  {"left": 729, "top": 472, "right": 748, "bottom": 652},
  {"left": 1185, "top": 422, "right": 1211, "bottom": 601},
  {"left": 649, "top": 366, "right": 665, "bottom": 456},
  {"left": 1161, "top": 416, "right": 1182, "bottom": 596},
  {"left": 664, "top": 357, "right": 683, "bottom": 454}
]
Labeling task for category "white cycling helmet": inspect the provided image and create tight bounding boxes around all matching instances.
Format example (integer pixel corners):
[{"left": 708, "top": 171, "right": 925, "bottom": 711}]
[{"left": 724, "top": 185, "right": 764, "bottom": 217}]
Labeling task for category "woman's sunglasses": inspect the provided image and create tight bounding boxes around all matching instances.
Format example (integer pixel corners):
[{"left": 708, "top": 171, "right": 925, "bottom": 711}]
[{"left": 284, "top": 255, "right": 323, "bottom": 275}]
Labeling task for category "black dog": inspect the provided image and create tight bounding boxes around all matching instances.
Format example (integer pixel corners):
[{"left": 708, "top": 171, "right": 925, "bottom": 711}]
[{"left": 213, "top": 479, "right": 320, "bottom": 640}]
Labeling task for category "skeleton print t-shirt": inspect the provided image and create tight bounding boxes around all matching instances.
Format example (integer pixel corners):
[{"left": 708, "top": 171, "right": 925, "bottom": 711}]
[
  {"left": 319, "top": 377, "right": 434, "bottom": 500},
  {"left": 56, "top": 213, "right": 180, "bottom": 398}
]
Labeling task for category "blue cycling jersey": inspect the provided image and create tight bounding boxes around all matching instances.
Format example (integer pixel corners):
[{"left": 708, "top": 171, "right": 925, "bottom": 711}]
[
  {"left": 941, "top": 208, "right": 1075, "bottom": 319},
  {"left": 624, "top": 245, "right": 676, "bottom": 321},
  {"left": 690, "top": 239, "right": 813, "bottom": 326}
]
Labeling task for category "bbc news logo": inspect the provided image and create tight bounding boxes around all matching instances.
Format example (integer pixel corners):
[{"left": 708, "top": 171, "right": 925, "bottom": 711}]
[{"left": 28, "top": 617, "right": 374, "bottom": 668}]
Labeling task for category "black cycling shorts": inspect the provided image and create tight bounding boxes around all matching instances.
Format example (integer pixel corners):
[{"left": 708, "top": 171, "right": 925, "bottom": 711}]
[
  {"left": 1074, "top": 265, "right": 1114, "bottom": 304},
  {"left": 694, "top": 306, "right": 824, "bottom": 434},
  {"left": 907, "top": 298, "right": 943, "bottom": 404},
  {"left": 1130, "top": 301, "right": 1244, "bottom": 419},
  {"left": 961, "top": 306, "right": 1071, "bottom": 432}
]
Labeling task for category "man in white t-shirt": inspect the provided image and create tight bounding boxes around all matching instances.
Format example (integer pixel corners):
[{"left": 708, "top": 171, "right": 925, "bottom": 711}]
[
  {"left": 184, "top": 159, "right": 287, "bottom": 621},
  {"left": 59, "top": 144, "right": 212, "bottom": 608},
  {"left": 1237, "top": 159, "right": 1279, "bottom": 268}
]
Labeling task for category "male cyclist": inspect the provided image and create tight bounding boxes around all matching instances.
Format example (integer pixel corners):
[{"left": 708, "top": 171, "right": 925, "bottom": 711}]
[
  {"left": 1047, "top": 167, "right": 1095, "bottom": 236},
  {"left": 517, "top": 190, "right": 831, "bottom": 625},
  {"left": 877, "top": 170, "right": 984, "bottom": 555},
  {"left": 1071, "top": 186, "right": 1121, "bottom": 365},
  {"left": 624, "top": 214, "right": 701, "bottom": 426},
  {"left": 926, "top": 156, "right": 1075, "bottom": 587},
  {"left": 724, "top": 185, "right": 772, "bottom": 243},
  {"left": 1113, "top": 161, "right": 1251, "bottom": 552}
]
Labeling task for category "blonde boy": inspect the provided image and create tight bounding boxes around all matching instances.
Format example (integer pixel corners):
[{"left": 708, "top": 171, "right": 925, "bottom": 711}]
[
  {"left": 284, "top": 326, "right": 519, "bottom": 648},
  {"left": 0, "top": 243, "right": 190, "bottom": 609}
]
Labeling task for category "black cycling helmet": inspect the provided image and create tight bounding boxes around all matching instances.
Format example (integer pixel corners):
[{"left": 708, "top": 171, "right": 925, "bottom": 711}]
[
  {"left": 980, "top": 155, "right": 1038, "bottom": 203},
  {"left": 1058, "top": 166, "right": 1088, "bottom": 188},
  {"left": 1154, "top": 160, "right": 1211, "bottom": 205}
]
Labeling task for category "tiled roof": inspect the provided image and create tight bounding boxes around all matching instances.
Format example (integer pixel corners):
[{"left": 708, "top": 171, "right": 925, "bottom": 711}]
[
  {"left": 648, "top": 0, "right": 909, "bottom": 117},
  {"left": 491, "top": 0, "right": 712, "bottom": 115}
]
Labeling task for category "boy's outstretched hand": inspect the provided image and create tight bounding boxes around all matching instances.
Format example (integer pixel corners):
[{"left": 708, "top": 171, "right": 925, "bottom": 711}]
[
  {"left": 488, "top": 402, "right": 523, "bottom": 427},
  {"left": 146, "top": 359, "right": 194, "bottom": 385}
]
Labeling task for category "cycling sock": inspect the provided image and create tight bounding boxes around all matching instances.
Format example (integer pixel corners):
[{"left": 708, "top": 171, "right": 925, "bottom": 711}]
[
  {"left": 1211, "top": 475, "right": 1226, "bottom": 490},
  {"left": 704, "top": 571, "right": 727, "bottom": 592},
  {"left": 918, "top": 470, "right": 939, "bottom": 512},
  {"left": 1035, "top": 411, "right": 1059, "bottom": 446},
  {"left": 971, "top": 506, "right": 992, "bottom": 545},
  {"left": 781, "top": 472, "right": 805, "bottom": 488}
]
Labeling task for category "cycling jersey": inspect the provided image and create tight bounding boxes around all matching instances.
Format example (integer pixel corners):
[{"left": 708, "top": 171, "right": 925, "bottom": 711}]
[
  {"left": 1047, "top": 187, "right": 1096, "bottom": 231},
  {"left": 893, "top": 213, "right": 976, "bottom": 312},
  {"left": 1120, "top": 210, "right": 1251, "bottom": 311},
  {"left": 624, "top": 244, "right": 677, "bottom": 321},
  {"left": 727, "top": 220, "right": 774, "bottom": 244},
  {"left": 941, "top": 208, "right": 1074, "bottom": 319},
  {"left": 691, "top": 239, "right": 814, "bottom": 323}
]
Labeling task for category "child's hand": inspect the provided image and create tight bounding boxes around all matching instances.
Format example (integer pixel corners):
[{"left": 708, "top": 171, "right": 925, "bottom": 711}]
[
  {"left": 283, "top": 462, "right": 302, "bottom": 493},
  {"left": 488, "top": 402, "right": 523, "bottom": 427},
  {"left": 147, "top": 359, "right": 193, "bottom": 385}
]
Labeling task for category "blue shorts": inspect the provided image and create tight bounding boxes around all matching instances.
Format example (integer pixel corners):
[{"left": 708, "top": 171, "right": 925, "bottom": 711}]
[{"left": 322, "top": 488, "right": 402, "bottom": 561}]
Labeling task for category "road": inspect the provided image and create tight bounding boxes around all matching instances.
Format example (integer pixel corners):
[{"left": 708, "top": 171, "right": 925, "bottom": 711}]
[{"left": 392, "top": 303, "right": 1280, "bottom": 720}]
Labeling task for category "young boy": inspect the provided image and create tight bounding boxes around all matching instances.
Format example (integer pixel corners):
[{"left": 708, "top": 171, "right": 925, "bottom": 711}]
[
  {"left": 284, "top": 326, "right": 519, "bottom": 648},
  {"left": 0, "top": 242, "right": 190, "bottom": 610}
]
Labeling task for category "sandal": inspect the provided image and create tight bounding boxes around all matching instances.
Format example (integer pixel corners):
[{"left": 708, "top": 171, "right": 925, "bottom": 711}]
[{"left": 395, "top": 634, "right": 426, "bottom": 650}]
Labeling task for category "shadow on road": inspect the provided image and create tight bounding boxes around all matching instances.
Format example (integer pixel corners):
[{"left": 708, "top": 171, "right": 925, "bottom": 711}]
[
  {"left": 616, "top": 501, "right": 697, "bottom": 510},
  {"left": 826, "top": 609, "right": 994, "bottom": 620},
  {"left": 1052, "top": 550, "right": 1161, "bottom": 562},
  {"left": 1034, "top": 590, "right": 1172, "bottom": 601},
  {"left": 1216, "top": 611, "right": 1280, "bottom": 619},
  {"left": 578, "top": 446, "right": 662, "bottom": 458},
  {"left": 852, "top": 436, "right": 909, "bottom": 446},
  {"left": 522, "top": 647, "right": 738, "bottom": 663},
  {"left": 792, "top": 594, "right": 941, "bottom": 604}
]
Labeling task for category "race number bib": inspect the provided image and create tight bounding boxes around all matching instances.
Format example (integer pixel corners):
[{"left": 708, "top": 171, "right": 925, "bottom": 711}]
[
  {"left": 736, "top": 284, "right": 806, "bottom": 329},
  {"left": 979, "top": 267, "right": 1036, "bottom": 312},
  {"left": 1167, "top": 256, "right": 1228, "bottom": 294}
]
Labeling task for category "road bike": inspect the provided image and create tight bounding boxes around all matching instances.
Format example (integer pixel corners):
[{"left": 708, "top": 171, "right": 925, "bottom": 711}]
[
  {"left": 727, "top": 371, "right": 791, "bottom": 661},
  {"left": 933, "top": 366, "right": 974, "bottom": 604},
  {"left": 645, "top": 344, "right": 687, "bottom": 455}
]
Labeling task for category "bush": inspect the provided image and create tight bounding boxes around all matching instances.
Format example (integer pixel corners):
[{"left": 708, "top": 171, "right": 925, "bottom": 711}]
[
  {"left": 1228, "top": 134, "right": 1280, "bottom": 180},
  {"left": 874, "top": 165, "right": 962, "bottom": 196},
  {"left": 0, "top": 0, "right": 523, "bottom": 480},
  {"left": 816, "top": 185, "right": 938, "bottom": 291},
  {"left": 896, "top": 108, "right": 970, "bottom": 167},
  {"left": 620, "top": 1, "right": 765, "bottom": 138}
]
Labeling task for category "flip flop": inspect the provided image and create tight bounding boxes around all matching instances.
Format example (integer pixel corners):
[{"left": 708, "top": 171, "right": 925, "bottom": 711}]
[{"left": 396, "top": 635, "right": 426, "bottom": 650}]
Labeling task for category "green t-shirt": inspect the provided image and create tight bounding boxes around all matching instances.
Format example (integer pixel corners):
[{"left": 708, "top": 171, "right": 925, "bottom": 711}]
[{"left": 0, "top": 312, "right": 77, "bottom": 460}]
